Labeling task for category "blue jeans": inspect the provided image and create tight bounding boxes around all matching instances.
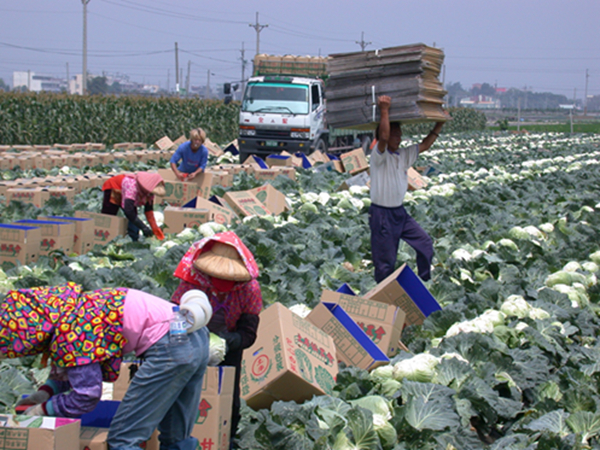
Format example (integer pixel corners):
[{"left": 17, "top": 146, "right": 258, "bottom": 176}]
[{"left": 107, "top": 328, "right": 209, "bottom": 450}]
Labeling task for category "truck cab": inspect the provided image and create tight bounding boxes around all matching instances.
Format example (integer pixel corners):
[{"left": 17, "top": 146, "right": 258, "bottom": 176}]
[{"left": 238, "top": 75, "right": 327, "bottom": 163}]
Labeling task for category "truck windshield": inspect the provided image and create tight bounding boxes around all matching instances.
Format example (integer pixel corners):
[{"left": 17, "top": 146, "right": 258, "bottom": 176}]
[{"left": 242, "top": 82, "right": 309, "bottom": 115}]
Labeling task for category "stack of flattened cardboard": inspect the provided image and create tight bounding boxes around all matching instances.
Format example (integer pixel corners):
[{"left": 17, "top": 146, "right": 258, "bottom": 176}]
[{"left": 325, "top": 43, "right": 447, "bottom": 129}]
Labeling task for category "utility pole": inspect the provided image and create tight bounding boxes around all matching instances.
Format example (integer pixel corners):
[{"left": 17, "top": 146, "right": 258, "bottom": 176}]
[
  {"left": 66, "top": 63, "right": 69, "bottom": 93},
  {"left": 175, "top": 42, "right": 179, "bottom": 95},
  {"left": 355, "top": 32, "right": 371, "bottom": 51},
  {"left": 206, "top": 70, "right": 211, "bottom": 99},
  {"left": 249, "top": 12, "right": 268, "bottom": 57},
  {"left": 584, "top": 69, "right": 589, "bottom": 116},
  {"left": 82, "top": 0, "right": 90, "bottom": 94},
  {"left": 240, "top": 42, "right": 248, "bottom": 97},
  {"left": 186, "top": 60, "right": 191, "bottom": 97}
]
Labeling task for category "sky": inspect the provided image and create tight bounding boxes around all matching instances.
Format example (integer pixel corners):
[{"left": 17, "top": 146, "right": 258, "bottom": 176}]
[{"left": 1, "top": 0, "right": 599, "bottom": 100}]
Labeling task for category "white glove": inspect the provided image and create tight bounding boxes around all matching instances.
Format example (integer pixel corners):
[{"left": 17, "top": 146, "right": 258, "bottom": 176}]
[
  {"left": 24, "top": 404, "right": 45, "bottom": 416},
  {"left": 16, "top": 390, "right": 50, "bottom": 406},
  {"left": 180, "top": 290, "right": 213, "bottom": 333}
]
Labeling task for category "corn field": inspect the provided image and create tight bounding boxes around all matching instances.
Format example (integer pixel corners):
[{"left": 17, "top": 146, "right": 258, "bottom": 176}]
[{"left": 0, "top": 92, "right": 240, "bottom": 146}]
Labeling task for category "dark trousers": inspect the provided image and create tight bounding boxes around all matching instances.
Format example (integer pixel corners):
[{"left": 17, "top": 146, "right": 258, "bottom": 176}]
[
  {"left": 369, "top": 203, "right": 434, "bottom": 283},
  {"left": 220, "top": 348, "right": 243, "bottom": 449},
  {"left": 101, "top": 190, "right": 140, "bottom": 241}
]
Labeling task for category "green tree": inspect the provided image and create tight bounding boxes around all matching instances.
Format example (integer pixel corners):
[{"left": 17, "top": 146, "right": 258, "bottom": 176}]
[
  {"left": 0, "top": 78, "right": 8, "bottom": 92},
  {"left": 88, "top": 76, "right": 109, "bottom": 95},
  {"left": 471, "top": 82, "right": 496, "bottom": 97},
  {"left": 445, "top": 82, "right": 469, "bottom": 107}
]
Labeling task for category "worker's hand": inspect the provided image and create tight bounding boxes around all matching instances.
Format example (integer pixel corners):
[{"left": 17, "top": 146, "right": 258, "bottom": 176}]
[
  {"left": 141, "top": 225, "right": 154, "bottom": 238},
  {"left": 378, "top": 95, "right": 391, "bottom": 110},
  {"left": 218, "top": 331, "right": 242, "bottom": 352},
  {"left": 175, "top": 171, "right": 187, "bottom": 182},
  {"left": 24, "top": 404, "right": 45, "bottom": 416},
  {"left": 16, "top": 390, "right": 50, "bottom": 406}
]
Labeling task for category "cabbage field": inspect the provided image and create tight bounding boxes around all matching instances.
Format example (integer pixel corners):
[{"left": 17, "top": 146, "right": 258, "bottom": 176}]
[{"left": 2, "top": 130, "right": 600, "bottom": 449}]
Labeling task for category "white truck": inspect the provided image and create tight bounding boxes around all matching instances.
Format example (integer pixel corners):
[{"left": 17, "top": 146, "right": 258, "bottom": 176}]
[{"left": 237, "top": 54, "right": 374, "bottom": 163}]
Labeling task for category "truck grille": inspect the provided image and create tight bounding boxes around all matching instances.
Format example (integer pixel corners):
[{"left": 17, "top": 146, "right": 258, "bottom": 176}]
[{"left": 254, "top": 129, "right": 291, "bottom": 139}]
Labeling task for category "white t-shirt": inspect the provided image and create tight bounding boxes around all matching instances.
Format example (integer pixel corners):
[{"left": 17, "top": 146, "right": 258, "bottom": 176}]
[{"left": 369, "top": 144, "right": 419, "bottom": 208}]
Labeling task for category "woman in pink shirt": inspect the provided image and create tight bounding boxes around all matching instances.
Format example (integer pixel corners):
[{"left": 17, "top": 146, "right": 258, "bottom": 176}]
[
  {"left": 0, "top": 282, "right": 211, "bottom": 450},
  {"left": 101, "top": 171, "right": 166, "bottom": 241}
]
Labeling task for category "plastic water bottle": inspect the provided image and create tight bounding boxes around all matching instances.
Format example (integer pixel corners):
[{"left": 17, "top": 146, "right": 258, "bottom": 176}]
[{"left": 170, "top": 305, "right": 189, "bottom": 343}]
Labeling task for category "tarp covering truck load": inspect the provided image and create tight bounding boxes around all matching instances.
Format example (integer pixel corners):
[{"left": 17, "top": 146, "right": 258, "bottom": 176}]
[{"left": 237, "top": 54, "right": 374, "bottom": 163}]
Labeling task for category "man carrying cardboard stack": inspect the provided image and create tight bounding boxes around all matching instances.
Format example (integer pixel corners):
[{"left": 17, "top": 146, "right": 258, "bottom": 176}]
[{"left": 369, "top": 95, "right": 445, "bottom": 283}]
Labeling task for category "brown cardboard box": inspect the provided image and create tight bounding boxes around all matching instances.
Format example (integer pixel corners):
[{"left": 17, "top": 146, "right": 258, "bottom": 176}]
[
  {"left": 79, "top": 427, "right": 159, "bottom": 450},
  {"left": 74, "top": 211, "right": 127, "bottom": 250},
  {"left": 157, "top": 169, "right": 213, "bottom": 198},
  {"left": 155, "top": 136, "right": 176, "bottom": 150},
  {"left": 190, "top": 197, "right": 238, "bottom": 225},
  {"left": 0, "top": 416, "right": 80, "bottom": 450},
  {"left": 163, "top": 206, "right": 211, "bottom": 234},
  {"left": 192, "top": 367, "right": 236, "bottom": 450},
  {"left": 407, "top": 167, "right": 428, "bottom": 191},
  {"left": 14, "top": 220, "right": 75, "bottom": 255},
  {"left": 112, "top": 142, "right": 131, "bottom": 150},
  {"left": 205, "top": 169, "right": 234, "bottom": 188},
  {"left": 340, "top": 148, "right": 369, "bottom": 174},
  {"left": 173, "top": 135, "right": 187, "bottom": 146},
  {"left": 0, "top": 224, "right": 41, "bottom": 269},
  {"left": 338, "top": 168, "right": 370, "bottom": 191},
  {"left": 6, "top": 187, "right": 46, "bottom": 208},
  {"left": 252, "top": 167, "right": 297, "bottom": 182},
  {"left": 204, "top": 138, "right": 223, "bottom": 157},
  {"left": 161, "top": 180, "right": 201, "bottom": 207},
  {"left": 363, "top": 263, "right": 442, "bottom": 328},
  {"left": 223, "top": 191, "right": 272, "bottom": 217},
  {"left": 306, "top": 303, "right": 389, "bottom": 371},
  {"left": 38, "top": 216, "right": 94, "bottom": 255},
  {"left": 266, "top": 154, "right": 293, "bottom": 167},
  {"left": 308, "top": 150, "right": 328, "bottom": 164},
  {"left": 14, "top": 156, "right": 35, "bottom": 170},
  {"left": 320, "top": 290, "right": 405, "bottom": 357},
  {"left": 248, "top": 184, "right": 288, "bottom": 215},
  {"left": 241, "top": 303, "right": 338, "bottom": 410}
]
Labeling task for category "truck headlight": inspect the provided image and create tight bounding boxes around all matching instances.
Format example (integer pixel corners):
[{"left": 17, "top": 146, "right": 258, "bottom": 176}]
[
  {"left": 290, "top": 128, "right": 310, "bottom": 139},
  {"left": 239, "top": 126, "right": 256, "bottom": 136}
]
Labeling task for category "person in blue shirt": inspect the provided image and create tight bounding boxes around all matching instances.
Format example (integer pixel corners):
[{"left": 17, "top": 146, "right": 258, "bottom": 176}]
[{"left": 170, "top": 128, "right": 209, "bottom": 181}]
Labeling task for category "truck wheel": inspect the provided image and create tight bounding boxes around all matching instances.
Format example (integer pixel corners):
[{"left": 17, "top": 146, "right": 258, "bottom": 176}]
[
  {"left": 314, "top": 138, "right": 327, "bottom": 153},
  {"left": 362, "top": 136, "right": 373, "bottom": 155}
]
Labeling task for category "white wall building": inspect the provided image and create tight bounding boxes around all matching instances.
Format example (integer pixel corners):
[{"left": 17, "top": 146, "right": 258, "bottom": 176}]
[{"left": 13, "top": 71, "right": 67, "bottom": 93}]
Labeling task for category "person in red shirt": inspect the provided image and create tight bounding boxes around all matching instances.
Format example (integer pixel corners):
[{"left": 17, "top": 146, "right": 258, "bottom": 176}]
[
  {"left": 171, "top": 231, "right": 262, "bottom": 448},
  {"left": 101, "top": 172, "right": 165, "bottom": 241}
]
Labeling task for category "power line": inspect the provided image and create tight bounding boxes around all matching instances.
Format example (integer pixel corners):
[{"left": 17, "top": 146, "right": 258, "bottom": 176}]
[{"left": 99, "top": 0, "right": 246, "bottom": 24}]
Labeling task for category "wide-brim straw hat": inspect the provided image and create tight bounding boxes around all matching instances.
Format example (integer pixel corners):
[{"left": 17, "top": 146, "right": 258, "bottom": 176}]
[
  {"left": 151, "top": 183, "right": 166, "bottom": 196},
  {"left": 193, "top": 241, "right": 251, "bottom": 282}
]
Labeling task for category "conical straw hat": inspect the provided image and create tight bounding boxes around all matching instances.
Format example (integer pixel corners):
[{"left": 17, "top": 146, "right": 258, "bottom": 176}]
[
  {"left": 152, "top": 183, "right": 166, "bottom": 196},
  {"left": 193, "top": 242, "right": 251, "bottom": 281}
]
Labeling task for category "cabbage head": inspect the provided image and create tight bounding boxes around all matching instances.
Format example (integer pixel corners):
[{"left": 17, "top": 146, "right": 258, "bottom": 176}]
[
  {"left": 392, "top": 353, "right": 439, "bottom": 382},
  {"left": 208, "top": 333, "right": 227, "bottom": 366}
]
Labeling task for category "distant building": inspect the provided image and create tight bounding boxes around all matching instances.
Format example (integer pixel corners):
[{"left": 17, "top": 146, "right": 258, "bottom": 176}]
[
  {"left": 69, "top": 74, "right": 84, "bottom": 95},
  {"left": 459, "top": 95, "right": 500, "bottom": 109},
  {"left": 13, "top": 71, "right": 66, "bottom": 93},
  {"left": 142, "top": 84, "right": 159, "bottom": 94}
]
